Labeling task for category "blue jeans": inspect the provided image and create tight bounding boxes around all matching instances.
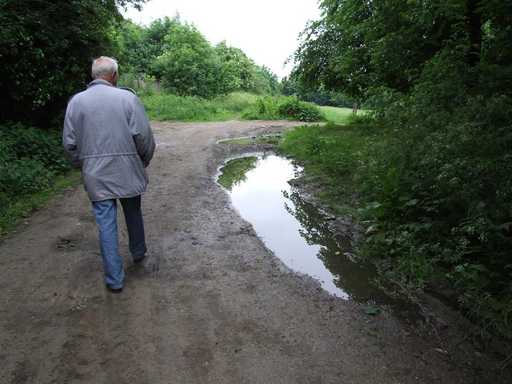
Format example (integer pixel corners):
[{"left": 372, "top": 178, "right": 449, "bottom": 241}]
[{"left": 92, "top": 196, "right": 147, "bottom": 289}]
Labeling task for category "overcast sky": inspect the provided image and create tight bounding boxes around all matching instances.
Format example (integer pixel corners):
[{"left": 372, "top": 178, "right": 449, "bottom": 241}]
[{"left": 122, "top": 0, "right": 321, "bottom": 78}]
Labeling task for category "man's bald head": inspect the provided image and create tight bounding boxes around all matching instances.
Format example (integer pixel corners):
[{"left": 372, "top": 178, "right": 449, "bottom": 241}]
[{"left": 91, "top": 56, "right": 118, "bottom": 85}]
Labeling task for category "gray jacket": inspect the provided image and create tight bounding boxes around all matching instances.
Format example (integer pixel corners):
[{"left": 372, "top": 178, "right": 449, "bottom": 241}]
[{"left": 63, "top": 79, "right": 156, "bottom": 202}]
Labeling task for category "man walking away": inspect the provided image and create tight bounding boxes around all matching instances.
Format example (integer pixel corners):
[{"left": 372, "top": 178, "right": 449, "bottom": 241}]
[{"left": 63, "top": 56, "right": 156, "bottom": 293}]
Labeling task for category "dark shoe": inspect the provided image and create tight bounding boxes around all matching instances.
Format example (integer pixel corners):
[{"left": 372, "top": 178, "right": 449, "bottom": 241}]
[
  {"left": 133, "top": 255, "right": 146, "bottom": 265},
  {"left": 106, "top": 285, "right": 123, "bottom": 293}
]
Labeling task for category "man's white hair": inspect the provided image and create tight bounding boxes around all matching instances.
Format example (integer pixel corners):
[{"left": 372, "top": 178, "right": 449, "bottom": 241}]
[{"left": 91, "top": 56, "right": 118, "bottom": 79}]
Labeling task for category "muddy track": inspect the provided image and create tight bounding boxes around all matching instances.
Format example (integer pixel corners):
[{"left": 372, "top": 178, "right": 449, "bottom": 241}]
[{"left": 0, "top": 121, "right": 501, "bottom": 383}]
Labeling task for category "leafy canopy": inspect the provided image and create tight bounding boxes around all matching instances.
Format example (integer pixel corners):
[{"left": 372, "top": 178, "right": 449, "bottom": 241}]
[
  {"left": 113, "top": 16, "right": 280, "bottom": 98},
  {"left": 0, "top": 0, "right": 145, "bottom": 126}
]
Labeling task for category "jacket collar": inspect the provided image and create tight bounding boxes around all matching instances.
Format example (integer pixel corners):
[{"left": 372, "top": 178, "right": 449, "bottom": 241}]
[{"left": 87, "top": 79, "right": 114, "bottom": 88}]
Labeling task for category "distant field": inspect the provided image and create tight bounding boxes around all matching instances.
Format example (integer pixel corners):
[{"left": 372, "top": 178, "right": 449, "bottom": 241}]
[{"left": 319, "top": 106, "right": 355, "bottom": 125}]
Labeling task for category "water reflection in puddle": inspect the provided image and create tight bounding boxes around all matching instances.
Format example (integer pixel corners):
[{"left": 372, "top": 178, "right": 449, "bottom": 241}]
[{"left": 221, "top": 153, "right": 390, "bottom": 302}]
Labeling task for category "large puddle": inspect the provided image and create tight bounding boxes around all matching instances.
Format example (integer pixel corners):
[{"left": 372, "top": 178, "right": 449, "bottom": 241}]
[{"left": 219, "top": 153, "right": 401, "bottom": 306}]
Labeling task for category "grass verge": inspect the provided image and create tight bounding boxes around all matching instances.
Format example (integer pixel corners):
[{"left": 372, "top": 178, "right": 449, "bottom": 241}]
[
  {"left": 319, "top": 106, "right": 354, "bottom": 124},
  {"left": 279, "top": 118, "right": 512, "bottom": 340},
  {"left": 0, "top": 170, "right": 81, "bottom": 236},
  {"left": 279, "top": 120, "right": 377, "bottom": 216}
]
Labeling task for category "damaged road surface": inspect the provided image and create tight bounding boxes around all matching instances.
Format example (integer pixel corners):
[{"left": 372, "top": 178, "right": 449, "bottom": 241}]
[{"left": 0, "top": 121, "right": 495, "bottom": 383}]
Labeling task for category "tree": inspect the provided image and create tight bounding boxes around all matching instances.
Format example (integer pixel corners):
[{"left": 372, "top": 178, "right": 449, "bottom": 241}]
[
  {"left": 293, "top": 0, "right": 512, "bottom": 100},
  {"left": 111, "top": 19, "right": 148, "bottom": 77},
  {"left": 251, "top": 66, "right": 279, "bottom": 95},
  {"left": 152, "top": 20, "right": 224, "bottom": 98},
  {"left": 293, "top": 0, "right": 475, "bottom": 100},
  {"left": 291, "top": 0, "right": 512, "bottom": 337},
  {"left": 0, "top": 0, "right": 145, "bottom": 127},
  {"left": 144, "top": 18, "right": 281, "bottom": 98},
  {"left": 215, "top": 41, "right": 255, "bottom": 93},
  {"left": 281, "top": 74, "right": 354, "bottom": 107}
]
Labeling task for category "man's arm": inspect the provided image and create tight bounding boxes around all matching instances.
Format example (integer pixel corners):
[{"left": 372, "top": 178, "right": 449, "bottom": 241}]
[
  {"left": 130, "top": 96, "right": 156, "bottom": 167},
  {"left": 62, "top": 101, "right": 81, "bottom": 168}
]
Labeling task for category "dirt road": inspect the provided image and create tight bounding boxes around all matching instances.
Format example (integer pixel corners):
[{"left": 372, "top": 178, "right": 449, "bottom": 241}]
[{"left": 0, "top": 121, "right": 492, "bottom": 383}]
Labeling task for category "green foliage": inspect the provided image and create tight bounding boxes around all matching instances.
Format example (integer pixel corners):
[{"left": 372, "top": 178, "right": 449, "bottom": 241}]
[
  {"left": 142, "top": 92, "right": 258, "bottom": 121},
  {"left": 251, "top": 66, "right": 280, "bottom": 95},
  {"left": 110, "top": 19, "right": 149, "bottom": 76},
  {"left": 152, "top": 20, "right": 225, "bottom": 98},
  {"left": 288, "top": 0, "right": 512, "bottom": 338},
  {"left": 241, "top": 97, "right": 280, "bottom": 120},
  {"left": 280, "top": 121, "right": 374, "bottom": 185},
  {"left": 1, "top": 159, "right": 52, "bottom": 195},
  {"left": 0, "top": 0, "right": 145, "bottom": 127},
  {"left": 142, "top": 92, "right": 324, "bottom": 123},
  {"left": 218, "top": 157, "right": 258, "bottom": 190},
  {"left": 293, "top": 0, "right": 462, "bottom": 100},
  {"left": 0, "top": 123, "right": 69, "bottom": 172},
  {"left": 319, "top": 106, "right": 355, "bottom": 125},
  {"left": 277, "top": 98, "right": 324, "bottom": 122},
  {"left": 282, "top": 76, "right": 355, "bottom": 108},
  {"left": 215, "top": 42, "right": 256, "bottom": 93},
  {"left": 242, "top": 96, "right": 324, "bottom": 122},
  {"left": 144, "top": 17, "right": 176, "bottom": 58},
  {"left": 112, "top": 17, "right": 280, "bottom": 98},
  {"left": 0, "top": 123, "right": 72, "bottom": 233},
  {"left": 279, "top": 120, "right": 375, "bottom": 213}
]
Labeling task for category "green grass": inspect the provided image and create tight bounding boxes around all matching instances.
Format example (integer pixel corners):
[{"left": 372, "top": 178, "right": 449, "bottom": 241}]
[
  {"left": 241, "top": 96, "right": 324, "bottom": 122},
  {"left": 142, "top": 92, "right": 324, "bottom": 122},
  {"left": 319, "top": 106, "right": 355, "bottom": 124},
  {"left": 280, "top": 118, "right": 512, "bottom": 340},
  {"left": 217, "top": 157, "right": 258, "bottom": 190},
  {"left": 142, "top": 92, "right": 258, "bottom": 122},
  {"left": 0, "top": 170, "right": 81, "bottom": 236},
  {"left": 279, "top": 121, "right": 376, "bottom": 215}
]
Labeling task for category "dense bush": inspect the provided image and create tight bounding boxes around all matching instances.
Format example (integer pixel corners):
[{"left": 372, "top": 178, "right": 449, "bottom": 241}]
[
  {"left": 242, "top": 96, "right": 324, "bottom": 122},
  {"left": 0, "top": 123, "right": 69, "bottom": 212},
  {"left": 0, "top": 123, "right": 69, "bottom": 172},
  {"left": 142, "top": 92, "right": 325, "bottom": 122},
  {"left": 333, "top": 108, "right": 512, "bottom": 336},
  {"left": 152, "top": 21, "right": 226, "bottom": 98},
  {"left": 0, "top": 0, "right": 144, "bottom": 127},
  {"left": 281, "top": 110, "right": 512, "bottom": 339},
  {"left": 288, "top": 0, "right": 512, "bottom": 338},
  {"left": 362, "top": 71, "right": 512, "bottom": 337},
  {"left": 241, "top": 97, "right": 280, "bottom": 120},
  {"left": 277, "top": 98, "right": 324, "bottom": 122}
]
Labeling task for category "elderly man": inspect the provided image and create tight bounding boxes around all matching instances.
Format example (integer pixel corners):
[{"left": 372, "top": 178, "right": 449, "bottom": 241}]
[{"left": 63, "top": 56, "right": 156, "bottom": 293}]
